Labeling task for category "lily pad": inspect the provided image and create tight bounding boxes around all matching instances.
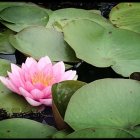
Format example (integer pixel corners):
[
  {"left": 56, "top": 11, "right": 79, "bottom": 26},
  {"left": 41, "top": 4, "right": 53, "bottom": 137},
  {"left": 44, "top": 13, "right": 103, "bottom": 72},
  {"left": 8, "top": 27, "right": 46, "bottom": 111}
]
[
  {"left": 0, "top": 28, "right": 15, "bottom": 54},
  {"left": 63, "top": 19, "right": 140, "bottom": 77},
  {"left": 0, "top": 58, "right": 11, "bottom": 76},
  {"left": 0, "top": 118, "right": 57, "bottom": 138},
  {"left": 0, "top": 2, "right": 37, "bottom": 12},
  {"left": 52, "top": 129, "right": 72, "bottom": 138},
  {"left": 9, "top": 26, "right": 78, "bottom": 62},
  {"left": 0, "top": 83, "right": 39, "bottom": 115},
  {"left": 46, "top": 8, "right": 113, "bottom": 32},
  {"left": 65, "top": 128, "right": 133, "bottom": 138},
  {"left": 64, "top": 79, "right": 140, "bottom": 131},
  {"left": 0, "top": 5, "right": 49, "bottom": 32},
  {"left": 52, "top": 80, "right": 86, "bottom": 118},
  {"left": 109, "top": 3, "right": 140, "bottom": 34},
  {"left": 127, "top": 126, "right": 140, "bottom": 138}
]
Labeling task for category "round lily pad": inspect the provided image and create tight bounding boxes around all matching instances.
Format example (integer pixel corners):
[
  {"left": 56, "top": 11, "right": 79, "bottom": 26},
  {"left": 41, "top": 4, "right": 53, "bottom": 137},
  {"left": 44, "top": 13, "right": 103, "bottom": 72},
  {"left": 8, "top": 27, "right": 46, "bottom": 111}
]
[
  {"left": 63, "top": 19, "right": 140, "bottom": 77},
  {"left": 109, "top": 3, "right": 140, "bottom": 34},
  {"left": 46, "top": 8, "right": 113, "bottom": 32},
  {"left": 64, "top": 79, "right": 140, "bottom": 131},
  {"left": 9, "top": 26, "right": 78, "bottom": 62},
  {"left": 0, "top": 28, "right": 15, "bottom": 54},
  {"left": 0, "top": 5, "right": 49, "bottom": 32},
  {"left": 0, "top": 118, "right": 57, "bottom": 138}
]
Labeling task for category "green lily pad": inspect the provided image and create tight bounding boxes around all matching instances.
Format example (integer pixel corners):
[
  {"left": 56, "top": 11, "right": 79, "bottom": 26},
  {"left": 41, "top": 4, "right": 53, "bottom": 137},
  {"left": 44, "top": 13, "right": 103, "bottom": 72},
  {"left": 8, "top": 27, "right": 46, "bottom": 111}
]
[
  {"left": 9, "top": 26, "right": 78, "bottom": 62},
  {"left": 109, "top": 3, "right": 140, "bottom": 34},
  {"left": 46, "top": 8, "right": 113, "bottom": 32},
  {"left": 63, "top": 19, "right": 140, "bottom": 77},
  {"left": 52, "top": 129, "right": 72, "bottom": 138},
  {"left": 52, "top": 80, "right": 86, "bottom": 118},
  {"left": 0, "top": 2, "right": 37, "bottom": 12},
  {"left": 127, "top": 126, "right": 140, "bottom": 138},
  {"left": 0, "top": 83, "right": 39, "bottom": 115},
  {"left": 66, "top": 128, "right": 133, "bottom": 138},
  {"left": 0, "top": 58, "right": 11, "bottom": 76},
  {"left": 88, "top": 9, "right": 101, "bottom": 15},
  {"left": 0, "top": 5, "right": 49, "bottom": 32},
  {"left": 0, "top": 118, "right": 57, "bottom": 138},
  {"left": 64, "top": 79, "right": 140, "bottom": 131},
  {"left": 0, "top": 27, "right": 15, "bottom": 54}
]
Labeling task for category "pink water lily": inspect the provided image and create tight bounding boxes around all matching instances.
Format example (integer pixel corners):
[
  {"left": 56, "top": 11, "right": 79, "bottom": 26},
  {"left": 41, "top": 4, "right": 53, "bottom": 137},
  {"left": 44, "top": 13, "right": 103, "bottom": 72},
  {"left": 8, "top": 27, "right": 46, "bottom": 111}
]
[{"left": 0, "top": 56, "right": 77, "bottom": 107}]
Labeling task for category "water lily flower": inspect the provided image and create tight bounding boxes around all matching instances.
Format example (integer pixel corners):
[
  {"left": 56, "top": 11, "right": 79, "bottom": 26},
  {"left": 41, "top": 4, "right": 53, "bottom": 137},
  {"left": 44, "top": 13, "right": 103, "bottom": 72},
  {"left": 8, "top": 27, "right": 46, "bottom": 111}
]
[{"left": 0, "top": 56, "right": 77, "bottom": 106}]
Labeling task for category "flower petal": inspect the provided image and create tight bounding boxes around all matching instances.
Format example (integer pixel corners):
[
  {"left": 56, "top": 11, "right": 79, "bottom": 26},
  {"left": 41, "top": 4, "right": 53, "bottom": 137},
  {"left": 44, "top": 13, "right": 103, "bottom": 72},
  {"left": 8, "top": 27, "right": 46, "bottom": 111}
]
[
  {"left": 25, "top": 57, "right": 37, "bottom": 68},
  {"left": 42, "top": 86, "right": 52, "bottom": 98},
  {"left": 10, "top": 64, "right": 26, "bottom": 87},
  {"left": 11, "top": 63, "right": 21, "bottom": 76},
  {"left": 24, "top": 81, "right": 34, "bottom": 92},
  {"left": 53, "top": 61, "right": 65, "bottom": 82},
  {"left": 62, "top": 70, "right": 77, "bottom": 81},
  {"left": 33, "top": 83, "right": 45, "bottom": 90},
  {"left": 39, "top": 99, "right": 52, "bottom": 106},
  {"left": 37, "top": 56, "right": 51, "bottom": 70},
  {"left": 31, "top": 89, "right": 44, "bottom": 99},
  {"left": 25, "top": 97, "right": 42, "bottom": 106},
  {"left": 19, "top": 87, "right": 33, "bottom": 98},
  {"left": 0, "top": 76, "right": 19, "bottom": 93}
]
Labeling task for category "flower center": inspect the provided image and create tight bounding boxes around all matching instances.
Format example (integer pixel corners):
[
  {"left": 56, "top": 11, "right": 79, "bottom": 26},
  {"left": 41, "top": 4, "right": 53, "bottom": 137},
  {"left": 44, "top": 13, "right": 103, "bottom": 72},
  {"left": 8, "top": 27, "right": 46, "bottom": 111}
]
[{"left": 31, "top": 72, "right": 54, "bottom": 86}]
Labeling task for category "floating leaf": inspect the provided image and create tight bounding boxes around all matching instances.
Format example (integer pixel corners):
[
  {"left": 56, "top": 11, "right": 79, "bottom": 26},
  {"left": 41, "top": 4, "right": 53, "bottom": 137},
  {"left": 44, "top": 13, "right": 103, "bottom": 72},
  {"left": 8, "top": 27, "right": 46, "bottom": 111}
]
[
  {"left": 88, "top": 9, "right": 101, "bottom": 15},
  {"left": 52, "top": 129, "right": 72, "bottom": 138},
  {"left": 0, "top": 118, "right": 57, "bottom": 138},
  {"left": 0, "top": 83, "right": 38, "bottom": 115},
  {"left": 109, "top": 3, "right": 140, "bottom": 34},
  {"left": 63, "top": 19, "right": 140, "bottom": 77},
  {"left": 46, "top": 8, "right": 113, "bottom": 31},
  {"left": 64, "top": 79, "right": 140, "bottom": 131},
  {"left": 0, "top": 58, "right": 11, "bottom": 76},
  {"left": 0, "top": 2, "right": 37, "bottom": 12},
  {"left": 65, "top": 128, "right": 133, "bottom": 138},
  {"left": 0, "top": 5, "right": 49, "bottom": 32},
  {"left": 9, "top": 26, "right": 78, "bottom": 62},
  {"left": 52, "top": 80, "right": 85, "bottom": 130},
  {"left": 52, "top": 80, "right": 86, "bottom": 118},
  {"left": 0, "top": 28, "right": 15, "bottom": 54},
  {"left": 127, "top": 126, "right": 140, "bottom": 138}
]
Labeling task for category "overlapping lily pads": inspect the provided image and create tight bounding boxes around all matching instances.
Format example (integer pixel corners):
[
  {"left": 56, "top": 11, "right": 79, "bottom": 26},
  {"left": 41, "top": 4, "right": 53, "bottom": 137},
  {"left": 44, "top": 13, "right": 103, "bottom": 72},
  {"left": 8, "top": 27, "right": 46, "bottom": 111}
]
[
  {"left": 52, "top": 80, "right": 86, "bottom": 118},
  {"left": 64, "top": 79, "right": 140, "bottom": 131},
  {"left": 0, "top": 118, "right": 57, "bottom": 138},
  {"left": 9, "top": 26, "right": 78, "bottom": 62},
  {"left": 0, "top": 5, "right": 49, "bottom": 32},
  {"left": 0, "top": 27, "right": 15, "bottom": 54},
  {"left": 65, "top": 128, "right": 133, "bottom": 138},
  {"left": 63, "top": 19, "right": 140, "bottom": 77},
  {"left": 46, "top": 8, "right": 113, "bottom": 32},
  {"left": 109, "top": 3, "right": 140, "bottom": 34},
  {"left": 0, "top": 2, "right": 37, "bottom": 12}
]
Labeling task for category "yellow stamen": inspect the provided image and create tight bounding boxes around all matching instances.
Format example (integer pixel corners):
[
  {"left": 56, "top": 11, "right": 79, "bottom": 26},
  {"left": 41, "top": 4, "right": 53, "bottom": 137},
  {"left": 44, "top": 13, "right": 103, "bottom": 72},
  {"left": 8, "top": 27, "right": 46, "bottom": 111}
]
[{"left": 31, "top": 72, "right": 54, "bottom": 86}]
